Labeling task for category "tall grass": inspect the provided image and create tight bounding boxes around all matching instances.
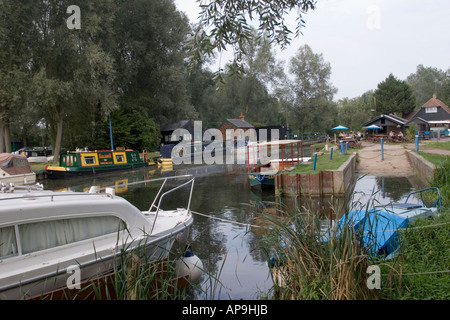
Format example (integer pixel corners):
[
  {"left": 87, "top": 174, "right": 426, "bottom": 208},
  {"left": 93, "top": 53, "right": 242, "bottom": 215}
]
[{"left": 265, "top": 197, "right": 381, "bottom": 300}]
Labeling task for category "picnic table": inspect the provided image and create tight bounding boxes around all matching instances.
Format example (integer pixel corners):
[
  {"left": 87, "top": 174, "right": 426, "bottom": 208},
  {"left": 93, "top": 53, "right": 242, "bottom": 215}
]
[
  {"left": 340, "top": 137, "right": 362, "bottom": 148},
  {"left": 366, "top": 134, "right": 388, "bottom": 142}
]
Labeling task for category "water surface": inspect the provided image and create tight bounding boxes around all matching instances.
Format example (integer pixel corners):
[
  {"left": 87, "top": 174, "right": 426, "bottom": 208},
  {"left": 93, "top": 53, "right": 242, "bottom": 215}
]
[{"left": 40, "top": 164, "right": 421, "bottom": 299}]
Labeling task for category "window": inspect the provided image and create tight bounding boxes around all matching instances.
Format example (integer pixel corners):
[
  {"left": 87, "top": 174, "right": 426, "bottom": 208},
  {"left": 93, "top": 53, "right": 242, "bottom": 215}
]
[
  {"left": 114, "top": 153, "right": 126, "bottom": 164},
  {"left": 115, "top": 154, "right": 125, "bottom": 162},
  {"left": 84, "top": 156, "right": 97, "bottom": 165},
  {"left": 426, "top": 107, "right": 437, "bottom": 113},
  {"left": 0, "top": 226, "right": 18, "bottom": 259},
  {"left": 19, "top": 216, "right": 126, "bottom": 254}
]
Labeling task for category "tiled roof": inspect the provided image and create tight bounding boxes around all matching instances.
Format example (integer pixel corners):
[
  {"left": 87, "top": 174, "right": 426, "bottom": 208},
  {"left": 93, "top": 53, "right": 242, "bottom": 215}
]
[{"left": 225, "top": 119, "right": 254, "bottom": 128}]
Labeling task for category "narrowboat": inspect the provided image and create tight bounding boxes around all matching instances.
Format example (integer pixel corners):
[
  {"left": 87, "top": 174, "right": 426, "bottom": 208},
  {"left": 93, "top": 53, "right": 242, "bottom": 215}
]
[
  {"left": 45, "top": 149, "right": 155, "bottom": 179},
  {"left": 247, "top": 140, "right": 304, "bottom": 189},
  {"left": 0, "top": 175, "right": 201, "bottom": 299}
]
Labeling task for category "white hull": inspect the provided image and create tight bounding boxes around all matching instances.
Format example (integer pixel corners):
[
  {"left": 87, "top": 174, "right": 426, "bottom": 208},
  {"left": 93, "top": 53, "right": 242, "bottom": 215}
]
[{"left": 0, "top": 175, "right": 196, "bottom": 299}]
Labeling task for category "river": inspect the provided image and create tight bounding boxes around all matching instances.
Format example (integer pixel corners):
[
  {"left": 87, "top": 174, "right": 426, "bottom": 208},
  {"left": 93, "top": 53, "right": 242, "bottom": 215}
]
[{"left": 39, "top": 163, "right": 424, "bottom": 300}]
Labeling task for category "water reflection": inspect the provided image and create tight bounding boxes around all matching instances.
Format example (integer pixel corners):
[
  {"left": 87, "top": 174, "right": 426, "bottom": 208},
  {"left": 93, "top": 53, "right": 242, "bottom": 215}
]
[{"left": 39, "top": 166, "right": 421, "bottom": 300}]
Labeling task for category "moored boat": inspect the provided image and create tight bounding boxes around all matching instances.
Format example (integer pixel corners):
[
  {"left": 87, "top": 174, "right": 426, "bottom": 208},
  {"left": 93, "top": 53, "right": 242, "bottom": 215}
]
[
  {"left": 247, "top": 140, "right": 303, "bottom": 189},
  {"left": 45, "top": 149, "right": 155, "bottom": 178},
  {"left": 0, "top": 153, "right": 36, "bottom": 185},
  {"left": 0, "top": 175, "right": 200, "bottom": 299},
  {"left": 337, "top": 187, "right": 442, "bottom": 260}
]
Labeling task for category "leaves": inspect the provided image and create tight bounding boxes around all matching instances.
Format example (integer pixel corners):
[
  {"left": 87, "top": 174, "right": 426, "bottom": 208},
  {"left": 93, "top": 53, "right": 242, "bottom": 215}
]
[{"left": 189, "top": 0, "right": 317, "bottom": 73}]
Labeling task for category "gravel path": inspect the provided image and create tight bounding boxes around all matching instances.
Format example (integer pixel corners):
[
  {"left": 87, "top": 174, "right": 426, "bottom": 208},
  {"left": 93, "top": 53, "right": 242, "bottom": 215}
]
[{"left": 355, "top": 138, "right": 449, "bottom": 175}]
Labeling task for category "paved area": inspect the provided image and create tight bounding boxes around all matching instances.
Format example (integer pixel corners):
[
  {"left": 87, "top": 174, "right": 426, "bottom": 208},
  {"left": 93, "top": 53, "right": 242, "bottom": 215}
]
[{"left": 355, "top": 138, "right": 449, "bottom": 175}]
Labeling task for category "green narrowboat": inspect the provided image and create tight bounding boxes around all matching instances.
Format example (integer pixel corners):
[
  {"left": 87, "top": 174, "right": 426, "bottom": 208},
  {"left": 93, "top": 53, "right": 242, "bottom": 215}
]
[{"left": 45, "top": 149, "right": 155, "bottom": 179}]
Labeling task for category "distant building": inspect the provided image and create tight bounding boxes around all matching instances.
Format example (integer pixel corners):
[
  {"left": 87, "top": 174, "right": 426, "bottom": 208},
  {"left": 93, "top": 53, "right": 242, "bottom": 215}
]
[
  {"left": 160, "top": 120, "right": 196, "bottom": 145},
  {"left": 217, "top": 113, "right": 255, "bottom": 143},
  {"left": 255, "top": 125, "right": 292, "bottom": 141},
  {"left": 363, "top": 114, "right": 409, "bottom": 134},
  {"left": 405, "top": 94, "right": 450, "bottom": 132}
]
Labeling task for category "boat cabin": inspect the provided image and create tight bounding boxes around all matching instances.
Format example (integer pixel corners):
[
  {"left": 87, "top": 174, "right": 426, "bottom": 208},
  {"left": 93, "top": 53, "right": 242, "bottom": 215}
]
[{"left": 0, "top": 153, "right": 36, "bottom": 185}]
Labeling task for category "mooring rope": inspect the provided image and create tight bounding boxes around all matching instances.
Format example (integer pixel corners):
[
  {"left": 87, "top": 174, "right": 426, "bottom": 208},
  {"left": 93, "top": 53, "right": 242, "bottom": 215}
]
[{"left": 190, "top": 210, "right": 262, "bottom": 228}]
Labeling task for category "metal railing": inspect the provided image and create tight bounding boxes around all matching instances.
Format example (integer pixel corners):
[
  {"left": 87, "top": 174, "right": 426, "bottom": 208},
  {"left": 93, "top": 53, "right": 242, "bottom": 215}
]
[
  {"left": 0, "top": 176, "right": 196, "bottom": 231},
  {"left": 99, "top": 175, "right": 195, "bottom": 234}
]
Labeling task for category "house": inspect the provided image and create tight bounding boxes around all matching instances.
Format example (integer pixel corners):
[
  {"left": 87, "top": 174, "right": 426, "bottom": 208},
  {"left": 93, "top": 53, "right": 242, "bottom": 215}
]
[
  {"left": 405, "top": 94, "right": 450, "bottom": 132},
  {"left": 363, "top": 114, "right": 409, "bottom": 135},
  {"left": 217, "top": 113, "right": 255, "bottom": 144},
  {"left": 160, "top": 120, "right": 198, "bottom": 145}
]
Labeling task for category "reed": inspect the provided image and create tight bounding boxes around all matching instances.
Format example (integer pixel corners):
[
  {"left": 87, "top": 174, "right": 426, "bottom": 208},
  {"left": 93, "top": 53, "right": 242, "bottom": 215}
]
[{"left": 265, "top": 196, "right": 381, "bottom": 300}]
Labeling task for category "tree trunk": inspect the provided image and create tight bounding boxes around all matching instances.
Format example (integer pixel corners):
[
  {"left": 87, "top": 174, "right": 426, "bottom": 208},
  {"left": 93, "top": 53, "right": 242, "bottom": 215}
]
[
  {"left": 0, "top": 119, "right": 4, "bottom": 153},
  {"left": 3, "top": 122, "right": 11, "bottom": 153},
  {"left": 53, "top": 109, "right": 64, "bottom": 162}
]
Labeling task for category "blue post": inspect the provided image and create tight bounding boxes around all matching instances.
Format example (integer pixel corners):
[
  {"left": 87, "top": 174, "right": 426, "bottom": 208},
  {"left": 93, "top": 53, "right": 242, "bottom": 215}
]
[
  {"left": 340, "top": 141, "right": 344, "bottom": 154},
  {"left": 415, "top": 135, "right": 419, "bottom": 152},
  {"left": 381, "top": 138, "right": 384, "bottom": 160},
  {"left": 330, "top": 147, "right": 333, "bottom": 160},
  {"left": 109, "top": 113, "right": 114, "bottom": 151},
  {"left": 346, "top": 142, "right": 349, "bottom": 151},
  {"left": 313, "top": 153, "right": 317, "bottom": 171}
]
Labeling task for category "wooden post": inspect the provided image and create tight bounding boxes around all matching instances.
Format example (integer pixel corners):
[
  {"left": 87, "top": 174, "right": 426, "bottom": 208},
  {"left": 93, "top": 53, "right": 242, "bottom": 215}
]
[{"left": 126, "top": 253, "right": 140, "bottom": 300}]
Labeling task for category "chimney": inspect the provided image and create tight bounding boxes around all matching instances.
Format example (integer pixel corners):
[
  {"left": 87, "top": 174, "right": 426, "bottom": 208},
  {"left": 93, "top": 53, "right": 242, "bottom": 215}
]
[
  {"left": 433, "top": 93, "right": 437, "bottom": 99},
  {"left": 239, "top": 112, "right": 244, "bottom": 120}
]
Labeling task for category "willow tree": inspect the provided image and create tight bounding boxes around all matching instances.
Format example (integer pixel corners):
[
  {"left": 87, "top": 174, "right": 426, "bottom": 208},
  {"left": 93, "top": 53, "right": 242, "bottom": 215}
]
[
  {"left": 32, "top": 0, "right": 117, "bottom": 159},
  {"left": 187, "top": 0, "right": 317, "bottom": 79},
  {"left": 0, "top": 0, "right": 38, "bottom": 152},
  {"left": 288, "top": 44, "right": 337, "bottom": 133}
]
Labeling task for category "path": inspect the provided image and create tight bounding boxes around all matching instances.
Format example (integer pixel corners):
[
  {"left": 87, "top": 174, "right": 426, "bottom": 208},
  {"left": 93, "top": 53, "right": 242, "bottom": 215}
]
[
  {"left": 355, "top": 138, "right": 450, "bottom": 176},
  {"left": 356, "top": 141, "right": 414, "bottom": 175}
]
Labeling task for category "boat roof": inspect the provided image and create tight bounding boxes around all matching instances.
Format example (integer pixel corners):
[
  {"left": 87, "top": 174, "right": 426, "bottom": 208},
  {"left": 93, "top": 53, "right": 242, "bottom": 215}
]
[
  {"left": 247, "top": 139, "right": 302, "bottom": 147},
  {"left": 0, "top": 153, "right": 34, "bottom": 175}
]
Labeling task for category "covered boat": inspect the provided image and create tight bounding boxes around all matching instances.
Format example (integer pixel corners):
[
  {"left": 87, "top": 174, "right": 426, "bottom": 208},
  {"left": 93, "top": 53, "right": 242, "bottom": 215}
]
[
  {"left": 0, "top": 153, "right": 36, "bottom": 185},
  {"left": 247, "top": 140, "right": 303, "bottom": 188},
  {"left": 0, "top": 175, "right": 200, "bottom": 299},
  {"left": 338, "top": 187, "right": 442, "bottom": 259},
  {"left": 45, "top": 149, "right": 155, "bottom": 178}
]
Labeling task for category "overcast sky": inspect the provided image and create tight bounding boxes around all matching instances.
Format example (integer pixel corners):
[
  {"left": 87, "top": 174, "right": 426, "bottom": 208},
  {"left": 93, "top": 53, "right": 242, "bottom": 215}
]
[{"left": 175, "top": 0, "right": 450, "bottom": 101}]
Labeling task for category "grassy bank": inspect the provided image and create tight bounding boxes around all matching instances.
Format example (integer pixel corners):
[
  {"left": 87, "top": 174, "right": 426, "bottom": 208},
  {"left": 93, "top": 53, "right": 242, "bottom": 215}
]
[
  {"left": 287, "top": 146, "right": 357, "bottom": 174},
  {"left": 266, "top": 151, "right": 450, "bottom": 300}
]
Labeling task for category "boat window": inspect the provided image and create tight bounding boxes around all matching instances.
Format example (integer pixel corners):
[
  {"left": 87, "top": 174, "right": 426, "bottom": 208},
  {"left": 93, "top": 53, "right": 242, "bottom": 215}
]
[
  {"left": 84, "top": 156, "right": 97, "bottom": 165},
  {"left": 15, "top": 158, "right": 28, "bottom": 167},
  {"left": 0, "top": 226, "right": 18, "bottom": 259},
  {"left": 115, "top": 154, "right": 125, "bottom": 163},
  {"left": 19, "top": 216, "right": 126, "bottom": 254}
]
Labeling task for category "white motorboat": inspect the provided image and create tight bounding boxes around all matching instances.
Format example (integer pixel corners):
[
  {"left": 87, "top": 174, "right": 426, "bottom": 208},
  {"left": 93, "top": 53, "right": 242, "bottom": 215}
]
[
  {"left": 0, "top": 153, "right": 36, "bottom": 185},
  {"left": 0, "top": 175, "right": 199, "bottom": 299}
]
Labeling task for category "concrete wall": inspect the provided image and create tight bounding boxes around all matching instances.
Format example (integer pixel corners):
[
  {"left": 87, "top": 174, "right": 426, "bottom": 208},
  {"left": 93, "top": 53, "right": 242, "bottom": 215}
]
[
  {"left": 275, "top": 154, "right": 356, "bottom": 196},
  {"left": 406, "top": 150, "right": 437, "bottom": 184}
]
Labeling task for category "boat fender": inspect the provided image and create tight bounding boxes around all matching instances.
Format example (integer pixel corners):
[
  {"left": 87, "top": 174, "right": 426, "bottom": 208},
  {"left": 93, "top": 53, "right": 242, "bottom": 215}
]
[
  {"left": 256, "top": 173, "right": 266, "bottom": 182},
  {"left": 175, "top": 246, "right": 203, "bottom": 283}
]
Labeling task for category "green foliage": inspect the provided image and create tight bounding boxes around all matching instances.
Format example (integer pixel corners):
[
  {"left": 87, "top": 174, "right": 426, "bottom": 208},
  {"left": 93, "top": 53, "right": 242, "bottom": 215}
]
[
  {"left": 406, "top": 64, "right": 447, "bottom": 108},
  {"left": 188, "top": 0, "right": 317, "bottom": 76},
  {"left": 374, "top": 74, "right": 416, "bottom": 117},
  {"left": 405, "top": 122, "right": 417, "bottom": 141},
  {"left": 288, "top": 45, "right": 337, "bottom": 133}
]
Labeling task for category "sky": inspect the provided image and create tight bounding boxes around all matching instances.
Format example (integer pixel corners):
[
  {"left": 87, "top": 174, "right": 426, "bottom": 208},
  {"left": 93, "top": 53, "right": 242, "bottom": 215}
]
[{"left": 175, "top": 0, "right": 450, "bottom": 100}]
